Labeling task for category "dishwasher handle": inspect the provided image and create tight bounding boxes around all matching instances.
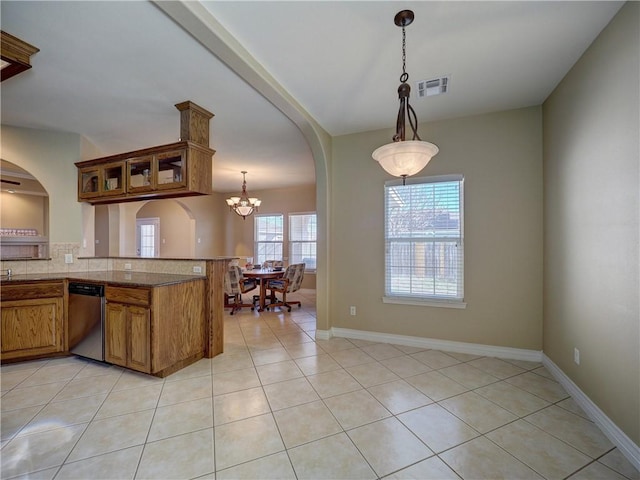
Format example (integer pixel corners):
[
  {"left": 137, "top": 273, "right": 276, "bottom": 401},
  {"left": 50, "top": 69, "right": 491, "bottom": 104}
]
[{"left": 68, "top": 283, "right": 104, "bottom": 297}]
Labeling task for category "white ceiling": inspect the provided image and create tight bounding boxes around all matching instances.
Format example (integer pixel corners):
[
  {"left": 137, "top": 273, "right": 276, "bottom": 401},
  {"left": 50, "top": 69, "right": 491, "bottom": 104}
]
[{"left": 0, "top": 1, "right": 623, "bottom": 194}]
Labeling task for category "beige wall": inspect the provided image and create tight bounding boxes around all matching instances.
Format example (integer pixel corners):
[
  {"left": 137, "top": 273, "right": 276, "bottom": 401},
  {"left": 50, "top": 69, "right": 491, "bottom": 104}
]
[
  {"left": 94, "top": 204, "right": 109, "bottom": 256},
  {"left": 0, "top": 126, "right": 84, "bottom": 243},
  {"left": 181, "top": 193, "right": 227, "bottom": 258},
  {"left": 543, "top": 2, "right": 639, "bottom": 445},
  {"left": 330, "top": 107, "right": 543, "bottom": 349},
  {"left": 137, "top": 200, "right": 195, "bottom": 258},
  {"left": 0, "top": 192, "right": 47, "bottom": 234}
]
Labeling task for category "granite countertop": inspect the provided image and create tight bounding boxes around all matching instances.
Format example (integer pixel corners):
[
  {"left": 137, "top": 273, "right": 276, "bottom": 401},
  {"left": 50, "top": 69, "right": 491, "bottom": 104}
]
[{"left": 1, "top": 271, "right": 206, "bottom": 287}]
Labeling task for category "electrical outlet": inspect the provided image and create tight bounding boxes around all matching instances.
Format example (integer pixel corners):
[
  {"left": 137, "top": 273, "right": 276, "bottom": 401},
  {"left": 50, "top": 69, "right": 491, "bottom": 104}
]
[
  {"left": 574, "top": 347, "right": 580, "bottom": 365},
  {"left": 193, "top": 266, "right": 203, "bottom": 274},
  {"left": 350, "top": 306, "right": 356, "bottom": 316},
  {"left": 64, "top": 253, "right": 73, "bottom": 264},
  {"left": 124, "top": 263, "right": 132, "bottom": 271}
]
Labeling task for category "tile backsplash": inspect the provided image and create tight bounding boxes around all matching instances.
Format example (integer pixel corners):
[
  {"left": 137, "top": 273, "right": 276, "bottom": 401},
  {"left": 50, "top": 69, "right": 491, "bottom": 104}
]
[{"left": 1, "top": 242, "right": 207, "bottom": 276}]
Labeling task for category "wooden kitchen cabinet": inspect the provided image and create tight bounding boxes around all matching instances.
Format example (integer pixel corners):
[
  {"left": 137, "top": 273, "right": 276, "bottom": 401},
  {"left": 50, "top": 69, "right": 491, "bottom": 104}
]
[
  {"left": 75, "top": 141, "right": 213, "bottom": 204},
  {"left": 127, "top": 149, "right": 187, "bottom": 194},
  {"left": 105, "top": 279, "right": 205, "bottom": 377},
  {"left": 78, "top": 161, "right": 125, "bottom": 200},
  {"left": 1, "top": 281, "right": 65, "bottom": 361},
  {"left": 105, "top": 286, "right": 151, "bottom": 374},
  {"left": 104, "top": 302, "right": 127, "bottom": 365},
  {"left": 128, "top": 306, "right": 150, "bottom": 372},
  {"left": 126, "top": 155, "right": 154, "bottom": 194}
]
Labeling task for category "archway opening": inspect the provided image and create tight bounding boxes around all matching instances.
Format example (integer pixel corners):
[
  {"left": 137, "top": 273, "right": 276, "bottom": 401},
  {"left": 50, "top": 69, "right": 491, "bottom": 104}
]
[{"left": 0, "top": 159, "right": 49, "bottom": 259}]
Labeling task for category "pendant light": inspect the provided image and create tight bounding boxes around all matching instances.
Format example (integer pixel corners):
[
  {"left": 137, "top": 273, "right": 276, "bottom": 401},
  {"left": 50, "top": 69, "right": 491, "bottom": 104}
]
[
  {"left": 225, "top": 171, "right": 261, "bottom": 219},
  {"left": 372, "top": 10, "right": 439, "bottom": 185}
]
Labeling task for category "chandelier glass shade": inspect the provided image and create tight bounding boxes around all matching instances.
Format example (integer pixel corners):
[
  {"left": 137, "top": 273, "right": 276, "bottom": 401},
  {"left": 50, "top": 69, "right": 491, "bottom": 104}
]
[
  {"left": 372, "top": 10, "right": 439, "bottom": 184},
  {"left": 372, "top": 140, "right": 439, "bottom": 178},
  {"left": 225, "top": 171, "right": 261, "bottom": 219}
]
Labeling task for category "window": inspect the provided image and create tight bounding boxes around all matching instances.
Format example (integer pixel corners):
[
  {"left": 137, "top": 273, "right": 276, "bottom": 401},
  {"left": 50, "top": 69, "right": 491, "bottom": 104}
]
[
  {"left": 289, "top": 212, "right": 317, "bottom": 271},
  {"left": 254, "top": 214, "right": 283, "bottom": 265},
  {"left": 384, "top": 175, "right": 464, "bottom": 307}
]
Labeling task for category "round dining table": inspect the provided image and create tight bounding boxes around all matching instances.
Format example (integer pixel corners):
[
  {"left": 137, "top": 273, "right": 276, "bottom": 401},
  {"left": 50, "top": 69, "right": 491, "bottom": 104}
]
[{"left": 242, "top": 268, "right": 285, "bottom": 311}]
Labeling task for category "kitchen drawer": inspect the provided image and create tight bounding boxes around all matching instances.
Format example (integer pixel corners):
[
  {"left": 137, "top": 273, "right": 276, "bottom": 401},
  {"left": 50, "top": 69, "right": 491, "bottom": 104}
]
[
  {"left": 105, "top": 286, "right": 150, "bottom": 306},
  {"left": 1, "top": 282, "right": 64, "bottom": 302}
]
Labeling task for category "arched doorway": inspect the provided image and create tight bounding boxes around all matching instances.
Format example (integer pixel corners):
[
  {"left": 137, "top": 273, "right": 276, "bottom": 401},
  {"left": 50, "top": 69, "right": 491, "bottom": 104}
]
[{"left": 0, "top": 160, "right": 49, "bottom": 259}]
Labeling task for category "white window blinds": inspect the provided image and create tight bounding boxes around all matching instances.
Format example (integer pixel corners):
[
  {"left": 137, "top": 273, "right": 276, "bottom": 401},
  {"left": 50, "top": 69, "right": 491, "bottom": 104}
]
[
  {"left": 254, "top": 214, "right": 283, "bottom": 265},
  {"left": 289, "top": 212, "right": 317, "bottom": 271},
  {"left": 384, "top": 175, "right": 464, "bottom": 302}
]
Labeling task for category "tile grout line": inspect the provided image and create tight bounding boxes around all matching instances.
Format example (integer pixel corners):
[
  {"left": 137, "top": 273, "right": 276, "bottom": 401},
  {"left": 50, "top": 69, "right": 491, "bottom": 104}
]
[
  {"left": 2, "top": 303, "right": 635, "bottom": 480},
  {"left": 54, "top": 362, "right": 126, "bottom": 474}
]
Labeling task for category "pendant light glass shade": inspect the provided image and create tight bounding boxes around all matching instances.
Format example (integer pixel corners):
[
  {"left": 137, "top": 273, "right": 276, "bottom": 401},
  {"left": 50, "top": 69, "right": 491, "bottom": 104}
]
[{"left": 372, "top": 140, "right": 439, "bottom": 178}]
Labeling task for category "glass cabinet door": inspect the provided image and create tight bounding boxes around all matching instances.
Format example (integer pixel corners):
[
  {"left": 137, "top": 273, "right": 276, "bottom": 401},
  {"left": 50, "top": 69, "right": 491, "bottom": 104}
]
[
  {"left": 102, "top": 162, "right": 125, "bottom": 196},
  {"left": 79, "top": 167, "right": 101, "bottom": 198},
  {"left": 155, "top": 149, "right": 186, "bottom": 190},
  {"left": 127, "top": 156, "right": 154, "bottom": 192}
]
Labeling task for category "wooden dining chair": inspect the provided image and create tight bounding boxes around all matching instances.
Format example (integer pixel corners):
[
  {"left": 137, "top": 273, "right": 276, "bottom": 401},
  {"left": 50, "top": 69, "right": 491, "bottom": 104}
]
[
  {"left": 224, "top": 265, "right": 258, "bottom": 315},
  {"left": 265, "top": 263, "right": 305, "bottom": 312}
]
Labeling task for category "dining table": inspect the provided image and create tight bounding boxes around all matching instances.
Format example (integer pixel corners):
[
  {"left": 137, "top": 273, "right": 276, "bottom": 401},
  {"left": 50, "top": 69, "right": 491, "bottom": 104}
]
[{"left": 242, "top": 268, "right": 285, "bottom": 312}]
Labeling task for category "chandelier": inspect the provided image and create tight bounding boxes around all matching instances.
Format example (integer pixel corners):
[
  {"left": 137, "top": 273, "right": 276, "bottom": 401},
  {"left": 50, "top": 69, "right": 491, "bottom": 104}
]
[
  {"left": 372, "top": 10, "right": 439, "bottom": 185},
  {"left": 225, "top": 171, "right": 261, "bottom": 219}
]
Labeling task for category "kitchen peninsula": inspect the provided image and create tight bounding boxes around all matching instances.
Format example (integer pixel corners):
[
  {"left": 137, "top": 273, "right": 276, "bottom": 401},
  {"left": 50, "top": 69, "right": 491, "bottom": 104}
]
[{"left": 0, "top": 257, "right": 233, "bottom": 377}]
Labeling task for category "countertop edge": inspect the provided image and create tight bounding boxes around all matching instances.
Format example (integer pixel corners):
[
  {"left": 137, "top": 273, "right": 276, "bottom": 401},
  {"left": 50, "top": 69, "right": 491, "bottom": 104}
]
[{"left": 1, "top": 271, "right": 208, "bottom": 287}]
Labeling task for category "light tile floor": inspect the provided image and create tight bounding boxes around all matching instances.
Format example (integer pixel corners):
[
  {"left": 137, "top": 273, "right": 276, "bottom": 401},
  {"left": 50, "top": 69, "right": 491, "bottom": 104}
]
[{"left": 1, "top": 289, "right": 638, "bottom": 479}]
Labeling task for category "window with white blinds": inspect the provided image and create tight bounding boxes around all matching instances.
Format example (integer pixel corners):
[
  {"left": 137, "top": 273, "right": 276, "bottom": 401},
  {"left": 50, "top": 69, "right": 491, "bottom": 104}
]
[
  {"left": 384, "top": 175, "right": 464, "bottom": 306},
  {"left": 254, "top": 214, "right": 283, "bottom": 265},
  {"left": 289, "top": 212, "right": 317, "bottom": 271}
]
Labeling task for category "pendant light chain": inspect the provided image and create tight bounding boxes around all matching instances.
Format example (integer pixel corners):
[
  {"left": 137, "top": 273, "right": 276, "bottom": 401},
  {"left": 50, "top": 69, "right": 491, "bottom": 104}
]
[{"left": 400, "top": 25, "right": 408, "bottom": 83}]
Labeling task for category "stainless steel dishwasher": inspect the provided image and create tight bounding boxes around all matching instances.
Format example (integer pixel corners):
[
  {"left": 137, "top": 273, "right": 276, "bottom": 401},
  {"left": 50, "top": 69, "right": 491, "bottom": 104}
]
[{"left": 68, "top": 283, "right": 105, "bottom": 361}]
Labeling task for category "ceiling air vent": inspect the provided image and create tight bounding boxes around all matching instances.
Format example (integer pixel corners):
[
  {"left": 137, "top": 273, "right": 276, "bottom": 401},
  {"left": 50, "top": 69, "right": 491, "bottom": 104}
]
[{"left": 416, "top": 75, "right": 450, "bottom": 98}]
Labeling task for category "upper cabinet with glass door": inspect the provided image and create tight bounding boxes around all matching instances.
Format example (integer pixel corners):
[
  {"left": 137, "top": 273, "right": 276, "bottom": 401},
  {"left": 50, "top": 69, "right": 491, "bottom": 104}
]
[
  {"left": 75, "top": 101, "right": 215, "bottom": 204},
  {"left": 156, "top": 150, "right": 186, "bottom": 190},
  {"left": 78, "top": 161, "right": 125, "bottom": 200},
  {"left": 76, "top": 141, "right": 213, "bottom": 204},
  {"left": 127, "top": 155, "right": 154, "bottom": 194},
  {"left": 127, "top": 149, "right": 186, "bottom": 194}
]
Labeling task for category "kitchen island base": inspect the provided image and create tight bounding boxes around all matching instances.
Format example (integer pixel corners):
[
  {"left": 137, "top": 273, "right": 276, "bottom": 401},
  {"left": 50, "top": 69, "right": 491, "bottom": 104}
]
[{"left": 1, "top": 271, "right": 213, "bottom": 378}]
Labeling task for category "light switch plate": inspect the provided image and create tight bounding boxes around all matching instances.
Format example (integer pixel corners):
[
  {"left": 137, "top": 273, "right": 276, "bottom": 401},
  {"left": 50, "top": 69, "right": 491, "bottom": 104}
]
[{"left": 64, "top": 253, "right": 73, "bottom": 264}]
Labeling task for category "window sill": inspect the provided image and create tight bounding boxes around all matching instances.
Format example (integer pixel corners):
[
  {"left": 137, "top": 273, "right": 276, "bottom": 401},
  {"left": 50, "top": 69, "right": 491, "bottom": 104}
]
[{"left": 383, "top": 296, "right": 467, "bottom": 309}]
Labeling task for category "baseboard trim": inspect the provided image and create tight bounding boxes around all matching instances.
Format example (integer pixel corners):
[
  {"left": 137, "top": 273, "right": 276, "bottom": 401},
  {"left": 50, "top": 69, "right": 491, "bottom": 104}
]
[
  {"left": 315, "top": 329, "right": 332, "bottom": 341},
  {"left": 317, "top": 327, "right": 542, "bottom": 362},
  {"left": 542, "top": 355, "right": 640, "bottom": 470}
]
